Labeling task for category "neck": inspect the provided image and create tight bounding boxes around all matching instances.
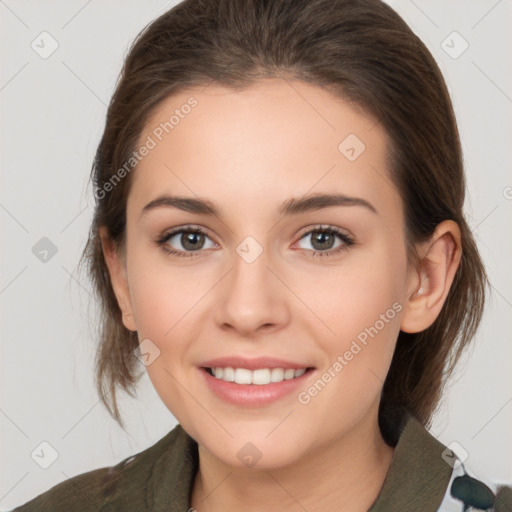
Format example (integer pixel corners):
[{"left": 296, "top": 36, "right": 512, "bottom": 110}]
[{"left": 190, "top": 408, "right": 395, "bottom": 512}]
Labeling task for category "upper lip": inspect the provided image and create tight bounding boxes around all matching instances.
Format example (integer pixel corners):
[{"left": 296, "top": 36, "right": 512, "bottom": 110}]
[{"left": 200, "top": 356, "right": 314, "bottom": 370}]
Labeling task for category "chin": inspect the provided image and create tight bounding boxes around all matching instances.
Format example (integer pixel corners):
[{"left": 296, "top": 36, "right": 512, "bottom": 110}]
[{"left": 210, "top": 437, "right": 306, "bottom": 471}]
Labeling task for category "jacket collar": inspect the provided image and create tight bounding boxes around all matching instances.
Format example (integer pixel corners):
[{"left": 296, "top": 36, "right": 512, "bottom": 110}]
[{"left": 368, "top": 412, "right": 453, "bottom": 510}]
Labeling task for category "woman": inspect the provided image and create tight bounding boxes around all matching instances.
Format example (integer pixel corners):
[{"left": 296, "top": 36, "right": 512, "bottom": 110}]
[{"left": 12, "top": 0, "right": 512, "bottom": 510}]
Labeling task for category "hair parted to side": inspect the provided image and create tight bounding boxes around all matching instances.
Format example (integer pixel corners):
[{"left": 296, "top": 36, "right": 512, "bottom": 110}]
[{"left": 78, "top": 0, "right": 487, "bottom": 430}]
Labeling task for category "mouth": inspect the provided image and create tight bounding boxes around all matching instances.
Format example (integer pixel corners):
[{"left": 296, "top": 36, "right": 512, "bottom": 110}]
[
  {"left": 198, "top": 364, "right": 316, "bottom": 407},
  {"left": 202, "top": 366, "right": 315, "bottom": 385}
]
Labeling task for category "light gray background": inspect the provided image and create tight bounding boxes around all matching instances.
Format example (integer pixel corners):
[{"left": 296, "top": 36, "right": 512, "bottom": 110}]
[{"left": 1, "top": 0, "right": 511, "bottom": 509}]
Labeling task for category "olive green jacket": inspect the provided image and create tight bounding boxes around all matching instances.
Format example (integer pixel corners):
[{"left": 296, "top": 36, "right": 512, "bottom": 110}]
[{"left": 11, "top": 413, "right": 512, "bottom": 511}]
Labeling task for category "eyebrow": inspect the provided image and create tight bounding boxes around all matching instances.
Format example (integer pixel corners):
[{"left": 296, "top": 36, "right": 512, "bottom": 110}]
[{"left": 140, "top": 192, "right": 378, "bottom": 219}]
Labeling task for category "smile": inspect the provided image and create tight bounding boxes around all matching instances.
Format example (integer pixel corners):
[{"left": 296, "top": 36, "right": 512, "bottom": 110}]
[
  {"left": 205, "top": 367, "right": 307, "bottom": 384},
  {"left": 199, "top": 365, "right": 316, "bottom": 407}
]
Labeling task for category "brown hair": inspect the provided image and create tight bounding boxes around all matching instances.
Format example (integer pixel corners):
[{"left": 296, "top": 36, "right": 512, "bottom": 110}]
[{"left": 78, "top": 0, "right": 487, "bottom": 430}]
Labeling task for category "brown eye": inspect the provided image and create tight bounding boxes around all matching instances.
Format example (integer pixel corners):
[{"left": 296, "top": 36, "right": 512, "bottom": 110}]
[
  {"left": 179, "top": 231, "right": 206, "bottom": 251},
  {"left": 155, "top": 227, "right": 216, "bottom": 258},
  {"left": 295, "top": 225, "right": 354, "bottom": 258},
  {"left": 309, "top": 230, "right": 337, "bottom": 251}
]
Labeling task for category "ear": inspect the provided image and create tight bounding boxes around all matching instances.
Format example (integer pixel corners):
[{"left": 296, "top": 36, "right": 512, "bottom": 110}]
[
  {"left": 400, "top": 220, "right": 462, "bottom": 333},
  {"left": 98, "top": 226, "right": 137, "bottom": 332}
]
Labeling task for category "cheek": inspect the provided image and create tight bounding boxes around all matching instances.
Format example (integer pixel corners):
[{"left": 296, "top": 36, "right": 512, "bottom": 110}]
[
  {"left": 293, "top": 273, "right": 403, "bottom": 429},
  {"left": 307, "top": 244, "right": 405, "bottom": 337},
  {"left": 316, "top": 277, "right": 401, "bottom": 386},
  {"left": 304, "top": 240, "right": 406, "bottom": 384},
  {"left": 127, "top": 245, "right": 206, "bottom": 337},
  {"left": 126, "top": 263, "right": 203, "bottom": 418}
]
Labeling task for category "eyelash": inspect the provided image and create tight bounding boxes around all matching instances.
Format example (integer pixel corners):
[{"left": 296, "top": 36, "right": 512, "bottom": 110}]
[{"left": 154, "top": 224, "right": 355, "bottom": 260}]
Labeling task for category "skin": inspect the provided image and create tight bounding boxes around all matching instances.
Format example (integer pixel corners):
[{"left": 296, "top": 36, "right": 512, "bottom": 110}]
[{"left": 100, "top": 78, "right": 461, "bottom": 512}]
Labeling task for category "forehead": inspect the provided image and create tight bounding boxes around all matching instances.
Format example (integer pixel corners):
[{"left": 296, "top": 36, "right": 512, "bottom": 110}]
[{"left": 128, "top": 78, "right": 400, "bottom": 221}]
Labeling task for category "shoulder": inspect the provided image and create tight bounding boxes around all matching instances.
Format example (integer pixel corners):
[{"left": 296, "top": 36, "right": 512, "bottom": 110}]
[
  {"left": 11, "top": 465, "right": 115, "bottom": 512},
  {"left": 406, "top": 415, "right": 512, "bottom": 512},
  {"left": 11, "top": 423, "right": 195, "bottom": 512},
  {"left": 372, "top": 406, "right": 512, "bottom": 512},
  {"left": 437, "top": 457, "right": 512, "bottom": 512}
]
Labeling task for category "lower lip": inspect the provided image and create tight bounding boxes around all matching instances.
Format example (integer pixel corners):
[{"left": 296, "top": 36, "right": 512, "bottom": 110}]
[{"left": 199, "top": 367, "right": 315, "bottom": 407}]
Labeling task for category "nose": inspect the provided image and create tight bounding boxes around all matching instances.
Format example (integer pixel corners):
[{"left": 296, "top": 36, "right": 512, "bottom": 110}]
[{"left": 213, "top": 240, "right": 290, "bottom": 337}]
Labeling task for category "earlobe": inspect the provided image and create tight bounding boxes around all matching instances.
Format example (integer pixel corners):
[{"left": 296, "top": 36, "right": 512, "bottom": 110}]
[
  {"left": 400, "top": 220, "right": 462, "bottom": 334},
  {"left": 98, "top": 226, "right": 137, "bottom": 332}
]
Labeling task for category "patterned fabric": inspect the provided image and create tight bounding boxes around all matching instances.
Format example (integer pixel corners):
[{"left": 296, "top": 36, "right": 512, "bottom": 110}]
[{"left": 438, "top": 456, "right": 511, "bottom": 511}]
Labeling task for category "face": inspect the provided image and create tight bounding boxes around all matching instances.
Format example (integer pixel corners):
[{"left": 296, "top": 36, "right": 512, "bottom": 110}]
[{"left": 109, "top": 78, "right": 416, "bottom": 469}]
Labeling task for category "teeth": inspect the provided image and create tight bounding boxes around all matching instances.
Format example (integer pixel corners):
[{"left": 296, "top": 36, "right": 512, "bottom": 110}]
[
  {"left": 222, "top": 367, "right": 235, "bottom": 382},
  {"left": 235, "top": 368, "right": 252, "bottom": 384},
  {"left": 271, "top": 368, "right": 284, "bottom": 382},
  {"left": 210, "top": 367, "right": 307, "bottom": 385}
]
